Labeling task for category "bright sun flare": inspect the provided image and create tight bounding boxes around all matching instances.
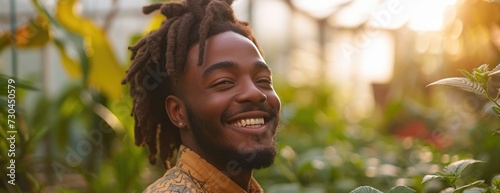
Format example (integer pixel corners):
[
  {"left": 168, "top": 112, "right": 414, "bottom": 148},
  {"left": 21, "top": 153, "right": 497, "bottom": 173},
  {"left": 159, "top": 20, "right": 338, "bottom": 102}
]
[{"left": 409, "top": 0, "right": 457, "bottom": 31}]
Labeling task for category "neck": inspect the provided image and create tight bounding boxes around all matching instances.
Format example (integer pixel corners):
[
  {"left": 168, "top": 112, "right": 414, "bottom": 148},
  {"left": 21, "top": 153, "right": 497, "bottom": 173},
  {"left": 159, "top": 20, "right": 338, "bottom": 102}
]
[
  {"left": 222, "top": 164, "right": 253, "bottom": 191},
  {"left": 208, "top": 155, "right": 255, "bottom": 191},
  {"left": 183, "top": 142, "right": 254, "bottom": 191}
]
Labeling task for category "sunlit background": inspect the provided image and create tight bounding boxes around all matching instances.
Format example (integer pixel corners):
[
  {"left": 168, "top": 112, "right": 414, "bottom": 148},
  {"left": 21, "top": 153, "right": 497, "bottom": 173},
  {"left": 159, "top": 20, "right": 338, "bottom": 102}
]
[{"left": 1, "top": 0, "right": 500, "bottom": 192}]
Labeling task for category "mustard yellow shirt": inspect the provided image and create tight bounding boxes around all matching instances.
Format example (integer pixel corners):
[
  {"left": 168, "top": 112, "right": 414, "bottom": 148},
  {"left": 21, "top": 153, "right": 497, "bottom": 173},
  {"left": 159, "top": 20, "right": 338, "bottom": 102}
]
[{"left": 143, "top": 145, "right": 264, "bottom": 193}]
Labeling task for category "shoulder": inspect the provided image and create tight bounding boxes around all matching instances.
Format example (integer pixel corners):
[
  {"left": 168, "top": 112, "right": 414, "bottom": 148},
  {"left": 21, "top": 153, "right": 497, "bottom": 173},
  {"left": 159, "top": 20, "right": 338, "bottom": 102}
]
[{"left": 143, "top": 167, "right": 202, "bottom": 193}]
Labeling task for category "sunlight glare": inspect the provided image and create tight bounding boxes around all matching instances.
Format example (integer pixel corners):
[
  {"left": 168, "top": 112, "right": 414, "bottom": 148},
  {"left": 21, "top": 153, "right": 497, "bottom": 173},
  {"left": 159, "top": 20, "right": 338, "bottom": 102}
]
[
  {"left": 409, "top": 0, "right": 456, "bottom": 31},
  {"left": 360, "top": 33, "right": 394, "bottom": 83},
  {"left": 292, "top": 0, "right": 351, "bottom": 18}
]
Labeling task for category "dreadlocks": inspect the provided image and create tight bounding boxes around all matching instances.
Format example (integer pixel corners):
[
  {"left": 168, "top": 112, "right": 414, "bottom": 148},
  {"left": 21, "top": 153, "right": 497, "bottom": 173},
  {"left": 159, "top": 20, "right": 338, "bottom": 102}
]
[{"left": 121, "top": 0, "right": 263, "bottom": 169}]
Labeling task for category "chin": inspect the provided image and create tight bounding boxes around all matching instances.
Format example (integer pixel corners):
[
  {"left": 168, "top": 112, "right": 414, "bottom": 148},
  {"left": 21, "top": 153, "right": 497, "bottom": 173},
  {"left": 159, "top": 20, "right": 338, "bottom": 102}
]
[{"left": 235, "top": 143, "right": 277, "bottom": 170}]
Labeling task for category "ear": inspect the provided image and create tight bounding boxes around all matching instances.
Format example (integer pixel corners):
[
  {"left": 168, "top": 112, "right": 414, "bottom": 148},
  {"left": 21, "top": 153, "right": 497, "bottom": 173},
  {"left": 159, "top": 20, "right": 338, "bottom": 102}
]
[{"left": 165, "top": 95, "right": 187, "bottom": 129}]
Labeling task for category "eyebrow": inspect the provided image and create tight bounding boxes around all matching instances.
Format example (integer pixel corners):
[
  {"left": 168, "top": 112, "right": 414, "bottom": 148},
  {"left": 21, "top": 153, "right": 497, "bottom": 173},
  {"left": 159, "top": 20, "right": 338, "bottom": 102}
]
[{"left": 202, "top": 61, "right": 271, "bottom": 78}]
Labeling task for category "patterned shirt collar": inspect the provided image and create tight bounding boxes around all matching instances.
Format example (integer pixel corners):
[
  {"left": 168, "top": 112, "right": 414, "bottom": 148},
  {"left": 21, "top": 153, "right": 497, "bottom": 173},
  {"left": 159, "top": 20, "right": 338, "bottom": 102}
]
[{"left": 174, "top": 145, "right": 264, "bottom": 193}]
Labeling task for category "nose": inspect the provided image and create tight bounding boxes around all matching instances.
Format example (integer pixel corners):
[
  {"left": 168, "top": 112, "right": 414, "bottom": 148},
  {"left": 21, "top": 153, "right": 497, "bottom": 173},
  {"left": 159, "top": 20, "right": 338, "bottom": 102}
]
[{"left": 236, "top": 80, "right": 267, "bottom": 103}]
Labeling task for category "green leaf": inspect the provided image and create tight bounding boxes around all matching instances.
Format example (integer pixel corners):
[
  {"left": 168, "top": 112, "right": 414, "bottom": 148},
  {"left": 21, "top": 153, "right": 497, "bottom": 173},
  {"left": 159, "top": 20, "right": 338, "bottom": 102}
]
[
  {"left": 28, "top": 125, "right": 50, "bottom": 146},
  {"left": 0, "top": 74, "right": 39, "bottom": 93},
  {"left": 493, "top": 106, "right": 500, "bottom": 116},
  {"left": 387, "top": 185, "right": 417, "bottom": 193},
  {"left": 474, "top": 64, "right": 489, "bottom": 74},
  {"left": 427, "top": 78, "right": 487, "bottom": 97},
  {"left": 474, "top": 74, "right": 488, "bottom": 86},
  {"left": 492, "top": 175, "right": 500, "bottom": 189},
  {"left": 436, "top": 171, "right": 459, "bottom": 187},
  {"left": 350, "top": 186, "right": 383, "bottom": 193},
  {"left": 452, "top": 180, "right": 485, "bottom": 193},
  {"left": 460, "top": 69, "right": 476, "bottom": 82},
  {"left": 442, "top": 159, "right": 483, "bottom": 176},
  {"left": 422, "top": 175, "right": 442, "bottom": 184}
]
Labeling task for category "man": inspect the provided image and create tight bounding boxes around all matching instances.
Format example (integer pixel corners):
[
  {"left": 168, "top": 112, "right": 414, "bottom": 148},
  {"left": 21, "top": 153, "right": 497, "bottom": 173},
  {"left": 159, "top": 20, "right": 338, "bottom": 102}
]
[{"left": 121, "top": 0, "right": 281, "bottom": 192}]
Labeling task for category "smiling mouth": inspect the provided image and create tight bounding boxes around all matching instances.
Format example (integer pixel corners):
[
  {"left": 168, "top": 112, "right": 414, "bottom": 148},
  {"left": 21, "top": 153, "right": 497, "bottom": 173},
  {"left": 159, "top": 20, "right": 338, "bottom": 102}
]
[{"left": 230, "top": 118, "right": 265, "bottom": 128}]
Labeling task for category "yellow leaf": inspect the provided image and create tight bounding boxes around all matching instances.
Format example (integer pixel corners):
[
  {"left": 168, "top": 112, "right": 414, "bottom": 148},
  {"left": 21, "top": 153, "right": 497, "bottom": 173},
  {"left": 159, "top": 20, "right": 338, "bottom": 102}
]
[
  {"left": 55, "top": 0, "right": 124, "bottom": 99},
  {"left": 53, "top": 41, "right": 81, "bottom": 77},
  {"left": 144, "top": 12, "right": 165, "bottom": 34}
]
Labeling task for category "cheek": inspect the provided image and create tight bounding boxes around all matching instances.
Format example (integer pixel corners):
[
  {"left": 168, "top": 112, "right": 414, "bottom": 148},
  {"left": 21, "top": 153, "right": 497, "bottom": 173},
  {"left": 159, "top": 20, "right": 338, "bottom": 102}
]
[
  {"left": 268, "top": 92, "right": 281, "bottom": 110},
  {"left": 192, "top": 93, "right": 233, "bottom": 119}
]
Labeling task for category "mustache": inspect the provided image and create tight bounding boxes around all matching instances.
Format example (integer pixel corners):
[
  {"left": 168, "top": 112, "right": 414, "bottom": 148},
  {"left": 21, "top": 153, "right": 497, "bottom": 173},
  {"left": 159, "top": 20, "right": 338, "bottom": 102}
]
[{"left": 222, "top": 104, "right": 279, "bottom": 122}]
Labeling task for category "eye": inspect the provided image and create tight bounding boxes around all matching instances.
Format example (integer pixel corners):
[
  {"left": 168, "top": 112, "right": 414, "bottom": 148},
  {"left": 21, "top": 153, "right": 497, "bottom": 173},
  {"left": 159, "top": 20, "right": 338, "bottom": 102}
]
[
  {"left": 211, "top": 79, "right": 235, "bottom": 90},
  {"left": 256, "top": 77, "right": 273, "bottom": 88},
  {"left": 215, "top": 80, "right": 233, "bottom": 86}
]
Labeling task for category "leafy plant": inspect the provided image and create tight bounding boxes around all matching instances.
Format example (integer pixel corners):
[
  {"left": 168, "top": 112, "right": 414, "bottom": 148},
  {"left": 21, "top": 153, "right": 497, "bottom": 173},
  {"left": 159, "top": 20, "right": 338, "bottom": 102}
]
[
  {"left": 421, "top": 159, "right": 500, "bottom": 193},
  {"left": 0, "top": 75, "right": 45, "bottom": 192},
  {"left": 0, "top": 0, "right": 126, "bottom": 99},
  {"left": 416, "top": 64, "right": 500, "bottom": 193},
  {"left": 427, "top": 64, "right": 500, "bottom": 138},
  {"left": 427, "top": 64, "right": 500, "bottom": 118},
  {"left": 0, "top": 0, "right": 150, "bottom": 191},
  {"left": 350, "top": 185, "right": 416, "bottom": 193}
]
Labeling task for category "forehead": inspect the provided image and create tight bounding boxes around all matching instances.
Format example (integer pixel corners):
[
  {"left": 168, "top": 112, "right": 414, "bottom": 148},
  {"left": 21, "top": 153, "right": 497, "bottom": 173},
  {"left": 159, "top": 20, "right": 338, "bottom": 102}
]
[{"left": 186, "top": 31, "right": 264, "bottom": 70}]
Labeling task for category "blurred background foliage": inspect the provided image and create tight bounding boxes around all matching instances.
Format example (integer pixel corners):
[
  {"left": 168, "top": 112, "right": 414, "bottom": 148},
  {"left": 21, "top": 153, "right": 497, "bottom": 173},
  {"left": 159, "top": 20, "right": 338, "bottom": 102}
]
[{"left": 0, "top": 0, "right": 500, "bottom": 192}]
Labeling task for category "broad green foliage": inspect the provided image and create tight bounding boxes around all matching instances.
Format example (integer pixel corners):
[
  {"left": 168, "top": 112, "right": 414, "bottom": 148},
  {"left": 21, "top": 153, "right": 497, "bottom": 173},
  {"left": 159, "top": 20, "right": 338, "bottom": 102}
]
[
  {"left": 422, "top": 160, "right": 483, "bottom": 188},
  {"left": 386, "top": 186, "right": 417, "bottom": 193},
  {"left": 419, "top": 148, "right": 500, "bottom": 193},
  {"left": 350, "top": 186, "right": 384, "bottom": 193},
  {"left": 418, "top": 64, "right": 500, "bottom": 193},
  {"left": 440, "top": 159, "right": 483, "bottom": 177},
  {"left": 0, "top": 0, "right": 145, "bottom": 191},
  {"left": 349, "top": 185, "right": 416, "bottom": 193},
  {"left": 492, "top": 175, "right": 500, "bottom": 190},
  {"left": 353, "top": 159, "right": 496, "bottom": 193},
  {"left": 349, "top": 62, "right": 500, "bottom": 193}
]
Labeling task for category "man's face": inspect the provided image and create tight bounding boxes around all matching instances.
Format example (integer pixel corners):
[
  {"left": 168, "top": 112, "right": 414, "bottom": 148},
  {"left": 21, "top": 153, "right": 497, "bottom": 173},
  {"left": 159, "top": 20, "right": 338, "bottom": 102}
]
[{"left": 178, "top": 31, "right": 281, "bottom": 169}]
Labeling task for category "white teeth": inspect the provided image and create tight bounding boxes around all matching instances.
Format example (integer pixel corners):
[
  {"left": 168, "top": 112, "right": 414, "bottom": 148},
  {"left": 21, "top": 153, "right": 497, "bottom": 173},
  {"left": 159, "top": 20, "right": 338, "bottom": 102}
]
[{"left": 231, "top": 118, "right": 265, "bottom": 127}]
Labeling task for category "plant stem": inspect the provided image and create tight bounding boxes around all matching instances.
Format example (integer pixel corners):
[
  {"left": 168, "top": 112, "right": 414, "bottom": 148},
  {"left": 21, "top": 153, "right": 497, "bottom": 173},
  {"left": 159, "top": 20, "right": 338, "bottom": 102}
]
[
  {"left": 483, "top": 80, "right": 500, "bottom": 110},
  {"left": 486, "top": 92, "right": 500, "bottom": 108}
]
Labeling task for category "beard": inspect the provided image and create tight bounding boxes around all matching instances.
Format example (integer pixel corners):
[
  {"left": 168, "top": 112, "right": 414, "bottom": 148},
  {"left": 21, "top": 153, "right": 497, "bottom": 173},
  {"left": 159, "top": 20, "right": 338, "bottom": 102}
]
[{"left": 184, "top": 102, "right": 279, "bottom": 170}]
